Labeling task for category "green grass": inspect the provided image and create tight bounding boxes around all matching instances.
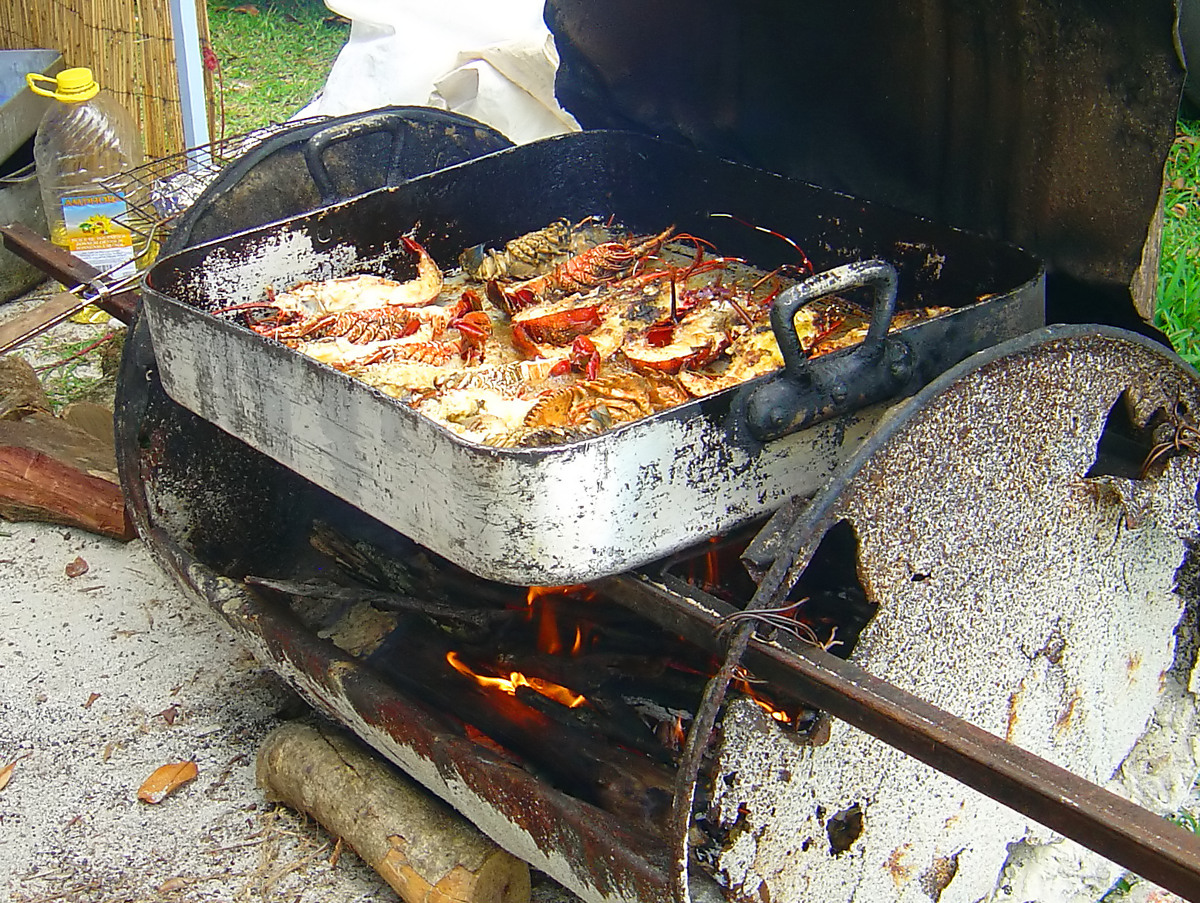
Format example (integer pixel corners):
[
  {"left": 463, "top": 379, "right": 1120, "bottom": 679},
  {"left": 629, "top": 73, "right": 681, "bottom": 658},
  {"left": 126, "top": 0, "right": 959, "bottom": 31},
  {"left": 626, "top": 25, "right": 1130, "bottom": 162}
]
[
  {"left": 1158, "top": 116, "right": 1200, "bottom": 367},
  {"left": 33, "top": 331, "right": 122, "bottom": 412},
  {"left": 205, "top": 0, "right": 349, "bottom": 138}
]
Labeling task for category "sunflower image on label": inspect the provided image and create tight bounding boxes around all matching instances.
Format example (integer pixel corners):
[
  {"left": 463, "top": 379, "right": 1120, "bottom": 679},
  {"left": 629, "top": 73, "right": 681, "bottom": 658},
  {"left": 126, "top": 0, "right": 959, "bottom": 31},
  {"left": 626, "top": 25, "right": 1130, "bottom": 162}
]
[{"left": 61, "top": 192, "right": 136, "bottom": 279}]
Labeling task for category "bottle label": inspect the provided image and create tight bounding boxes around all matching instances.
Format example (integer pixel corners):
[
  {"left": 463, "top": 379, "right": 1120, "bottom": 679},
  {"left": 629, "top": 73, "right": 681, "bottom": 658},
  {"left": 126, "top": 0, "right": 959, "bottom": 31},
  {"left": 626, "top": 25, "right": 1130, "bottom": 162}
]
[{"left": 60, "top": 192, "right": 136, "bottom": 280}]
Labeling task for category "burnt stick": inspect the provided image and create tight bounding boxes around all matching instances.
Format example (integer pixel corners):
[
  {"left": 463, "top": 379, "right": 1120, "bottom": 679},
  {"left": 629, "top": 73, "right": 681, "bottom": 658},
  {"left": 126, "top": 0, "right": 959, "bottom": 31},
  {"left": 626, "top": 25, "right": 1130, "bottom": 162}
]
[{"left": 367, "top": 618, "right": 676, "bottom": 835}]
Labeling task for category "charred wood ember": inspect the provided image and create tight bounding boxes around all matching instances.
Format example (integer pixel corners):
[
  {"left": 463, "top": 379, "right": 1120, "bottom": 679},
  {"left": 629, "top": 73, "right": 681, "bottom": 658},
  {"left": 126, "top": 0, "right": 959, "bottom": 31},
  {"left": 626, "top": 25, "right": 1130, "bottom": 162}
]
[
  {"left": 511, "top": 684, "right": 674, "bottom": 765},
  {"left": 488, "top": 650, "right": 720, "bottom": 719},
  {"left": 308, "top": 520, "right": 416, "bottom": 592},
  {"left": 250, "top": 519, "right": 845, "bottom": 839},
  {"left": 367, "top": 617, "right": 676, "bottom": 834},
  {"left": 310, "top": 520, "right": 528, "bottom": 608},
  {"left": 493, "top": 650, "right": 671, "bottom": 690},
  {"left": 245, "top": 575, "right": 518, "bottom": 631}
]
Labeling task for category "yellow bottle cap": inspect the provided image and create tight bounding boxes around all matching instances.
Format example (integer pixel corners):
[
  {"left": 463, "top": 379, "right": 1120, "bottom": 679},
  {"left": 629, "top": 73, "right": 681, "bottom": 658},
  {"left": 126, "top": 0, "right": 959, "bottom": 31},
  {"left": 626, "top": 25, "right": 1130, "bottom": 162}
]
[{"left": 27, "top": 67, "right": 101, "bottom": 103}]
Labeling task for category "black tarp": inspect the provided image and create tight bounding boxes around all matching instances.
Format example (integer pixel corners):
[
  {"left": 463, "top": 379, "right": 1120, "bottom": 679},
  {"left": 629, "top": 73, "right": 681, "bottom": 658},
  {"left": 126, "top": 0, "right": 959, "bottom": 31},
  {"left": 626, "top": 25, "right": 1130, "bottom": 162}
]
[{"left": 545, "top": 0, "right": 1184, "bottom": 333}]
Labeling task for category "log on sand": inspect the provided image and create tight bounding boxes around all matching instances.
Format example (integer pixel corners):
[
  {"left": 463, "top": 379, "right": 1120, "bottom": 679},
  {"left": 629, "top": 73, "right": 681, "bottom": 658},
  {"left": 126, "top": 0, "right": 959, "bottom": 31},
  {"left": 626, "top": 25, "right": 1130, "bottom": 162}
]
[
  {"left": 0, "top": 356, "right": 132, "bottom": 540},
  {"left": 257, "top": 719, "right": 531, "bottom": 903}
]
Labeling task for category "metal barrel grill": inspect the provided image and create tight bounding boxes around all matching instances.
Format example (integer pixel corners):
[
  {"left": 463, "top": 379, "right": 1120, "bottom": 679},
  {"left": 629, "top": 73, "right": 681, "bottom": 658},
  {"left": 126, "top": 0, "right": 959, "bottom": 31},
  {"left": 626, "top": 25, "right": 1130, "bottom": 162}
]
[
  {"left": 108, "top": 115, "right": 1200, "bottom": 903},
  {"left": 7, "top": 3, "right": 1200, "bottom": 899}
]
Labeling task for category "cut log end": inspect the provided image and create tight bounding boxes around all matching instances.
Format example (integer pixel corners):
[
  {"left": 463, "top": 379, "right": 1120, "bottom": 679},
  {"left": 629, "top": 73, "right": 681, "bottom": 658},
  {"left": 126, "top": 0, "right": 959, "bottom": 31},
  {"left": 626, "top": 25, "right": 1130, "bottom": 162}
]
[
  {"left": 0, "top": 444, "right": 132, "bottom": 540},
  {"left": 0, "top": 356, "right": 130, "bottom": 541},
  {"left": 380, "top": 843, "right": 531, "bottom": 903}
]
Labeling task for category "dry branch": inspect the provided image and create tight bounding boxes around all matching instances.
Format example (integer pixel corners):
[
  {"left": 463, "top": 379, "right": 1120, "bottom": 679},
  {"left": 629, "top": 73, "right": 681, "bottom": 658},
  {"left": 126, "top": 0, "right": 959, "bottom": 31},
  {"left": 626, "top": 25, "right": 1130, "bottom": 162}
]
[{"left": 257, "top": 719, "right": 531, "bottom": 903}]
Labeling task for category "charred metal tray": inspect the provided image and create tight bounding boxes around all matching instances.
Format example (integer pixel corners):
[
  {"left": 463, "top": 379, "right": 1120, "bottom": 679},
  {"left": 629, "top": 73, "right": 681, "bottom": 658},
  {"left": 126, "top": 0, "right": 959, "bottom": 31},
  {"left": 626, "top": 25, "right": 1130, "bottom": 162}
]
[{"left": 141, "top": 130, "right": 1043, "bottom": 584}]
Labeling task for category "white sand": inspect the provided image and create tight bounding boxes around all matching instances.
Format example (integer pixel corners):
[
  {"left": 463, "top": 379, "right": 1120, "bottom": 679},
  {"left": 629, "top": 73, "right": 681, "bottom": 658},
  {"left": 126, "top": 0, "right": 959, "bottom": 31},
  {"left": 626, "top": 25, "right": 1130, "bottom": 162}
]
[{"left": 0, "top": 520, "right": 390, "bottom": 902}]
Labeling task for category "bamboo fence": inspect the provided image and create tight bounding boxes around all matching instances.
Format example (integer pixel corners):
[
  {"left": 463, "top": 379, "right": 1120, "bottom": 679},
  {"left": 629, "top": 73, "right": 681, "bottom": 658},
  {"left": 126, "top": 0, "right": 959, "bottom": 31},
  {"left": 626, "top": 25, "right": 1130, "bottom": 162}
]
[{"left": 0, "top": 0, "right": 213, "bottom": 161}]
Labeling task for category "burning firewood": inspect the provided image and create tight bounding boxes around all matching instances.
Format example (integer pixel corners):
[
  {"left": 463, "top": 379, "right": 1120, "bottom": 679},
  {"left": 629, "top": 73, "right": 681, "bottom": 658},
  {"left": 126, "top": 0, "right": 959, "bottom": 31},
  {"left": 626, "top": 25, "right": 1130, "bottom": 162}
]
[
  {"left": 257, "top": 719, "right": 531, "bottom": 903},
  {"left": 367, "top": 617, "right": 677, "bottom": 833}
]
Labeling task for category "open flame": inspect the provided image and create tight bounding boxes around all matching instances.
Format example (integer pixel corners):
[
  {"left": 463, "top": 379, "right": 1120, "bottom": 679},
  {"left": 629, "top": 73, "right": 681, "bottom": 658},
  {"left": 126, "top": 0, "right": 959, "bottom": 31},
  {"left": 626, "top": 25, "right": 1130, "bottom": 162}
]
[
  {"left": 752, "top": 697, "right": 793, "bottom": 724},
  {"left": 704, "top": 536, "right": 721, "bottom": 589},
  {"left": 661, "top": 714, "right": 687, "bottom": 751},
  {"left": 446, "top": 651, "right": 588, "bottom": 709},
  {"left": 734, "top": 677, "right": 793, "bottom": 724},
  {"left": 526, "top": 585, "right": 594, "bottom": 655}
]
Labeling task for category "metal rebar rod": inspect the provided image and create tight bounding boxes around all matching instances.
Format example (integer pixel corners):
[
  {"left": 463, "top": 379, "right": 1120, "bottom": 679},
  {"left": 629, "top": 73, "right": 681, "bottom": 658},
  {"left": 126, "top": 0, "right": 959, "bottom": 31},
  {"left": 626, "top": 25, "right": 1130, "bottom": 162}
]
[
  {"left": 0, "top": 224, "right": 138, "bottom": 325},
  {"left": 600, "top": 572, "right": 1200, "bottom": 902}
]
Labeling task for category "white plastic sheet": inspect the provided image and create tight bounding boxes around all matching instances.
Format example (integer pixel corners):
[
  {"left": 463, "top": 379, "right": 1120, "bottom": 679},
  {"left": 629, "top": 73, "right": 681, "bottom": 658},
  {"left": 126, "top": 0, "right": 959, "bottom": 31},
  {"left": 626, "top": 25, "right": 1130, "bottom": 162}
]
[{"left": 295, "top": 0, "right": 580, "bottom": 144}]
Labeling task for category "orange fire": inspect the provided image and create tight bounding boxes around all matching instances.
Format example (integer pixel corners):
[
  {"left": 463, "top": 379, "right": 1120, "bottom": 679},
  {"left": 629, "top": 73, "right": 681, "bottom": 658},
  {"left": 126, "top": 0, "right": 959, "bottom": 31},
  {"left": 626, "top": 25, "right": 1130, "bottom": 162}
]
[
  {"left": 734, "top": 678, "right": 793, "bottom": 724},
  {"left": 446, "top": 651, "right": 587, "bottom": 709},
  {"left": 526, "top": 585, "right": 594, "bottom": 655},
  {"left": 526, "top": 584, "right": 588, "bottom": 602},
  {"left": 754, "top": 698, "right": 793, "bottom": 724},
  {"left": 704, "top": 536, "right": 721, "bottom": 589},
  {"left": 666, "top": 714, "right": 687, "bottom": 751}
]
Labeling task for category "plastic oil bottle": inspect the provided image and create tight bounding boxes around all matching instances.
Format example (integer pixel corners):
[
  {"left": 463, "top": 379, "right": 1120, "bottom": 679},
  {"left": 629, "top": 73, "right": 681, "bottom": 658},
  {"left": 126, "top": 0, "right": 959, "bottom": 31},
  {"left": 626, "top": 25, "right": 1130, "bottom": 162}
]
[{"left": 26, "top": 66, "right": 144, "bottom": 285}]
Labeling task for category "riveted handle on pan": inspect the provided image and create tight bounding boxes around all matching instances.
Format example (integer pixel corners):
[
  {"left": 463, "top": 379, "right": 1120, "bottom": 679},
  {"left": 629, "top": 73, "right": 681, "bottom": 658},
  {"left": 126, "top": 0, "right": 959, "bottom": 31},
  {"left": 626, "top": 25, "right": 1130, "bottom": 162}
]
[
  {"left": 304, "top": 111, "right": 411, "bottom": 204},
  {"left": 746, "top": 259, "right": 914, "bottom": 441}
]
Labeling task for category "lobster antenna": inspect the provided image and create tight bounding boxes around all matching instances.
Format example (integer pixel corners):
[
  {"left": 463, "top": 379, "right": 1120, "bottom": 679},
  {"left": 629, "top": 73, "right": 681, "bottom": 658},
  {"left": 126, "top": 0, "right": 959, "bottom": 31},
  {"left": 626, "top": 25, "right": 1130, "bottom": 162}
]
[{"left": 710, "top": 212, "right": 814, "bottom": 275}]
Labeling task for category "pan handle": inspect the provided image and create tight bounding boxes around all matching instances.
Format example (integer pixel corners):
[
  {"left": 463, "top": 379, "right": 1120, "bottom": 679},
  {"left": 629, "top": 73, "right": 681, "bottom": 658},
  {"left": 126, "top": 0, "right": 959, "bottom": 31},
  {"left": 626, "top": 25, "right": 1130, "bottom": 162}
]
[
  {"left": 304, "top": 111, "right": 411, "bottom": 204},
  {"left": 746, "top": 259, "right": 914, "bottom": 441}
]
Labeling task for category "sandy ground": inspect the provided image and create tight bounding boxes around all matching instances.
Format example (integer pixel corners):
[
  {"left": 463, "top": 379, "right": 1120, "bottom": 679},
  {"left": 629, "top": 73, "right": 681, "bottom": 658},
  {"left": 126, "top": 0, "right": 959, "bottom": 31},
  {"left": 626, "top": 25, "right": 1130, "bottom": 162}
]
[{"left": 0, "top": 519, "right": 395, "bottom": 902}]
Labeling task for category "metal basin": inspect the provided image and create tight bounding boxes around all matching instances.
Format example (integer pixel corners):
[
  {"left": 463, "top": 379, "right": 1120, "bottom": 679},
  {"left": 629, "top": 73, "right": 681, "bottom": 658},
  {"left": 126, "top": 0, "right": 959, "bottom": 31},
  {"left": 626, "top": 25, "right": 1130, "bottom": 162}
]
[{"left": 141, "top": 130, "right": 1044, "bottom": 584}]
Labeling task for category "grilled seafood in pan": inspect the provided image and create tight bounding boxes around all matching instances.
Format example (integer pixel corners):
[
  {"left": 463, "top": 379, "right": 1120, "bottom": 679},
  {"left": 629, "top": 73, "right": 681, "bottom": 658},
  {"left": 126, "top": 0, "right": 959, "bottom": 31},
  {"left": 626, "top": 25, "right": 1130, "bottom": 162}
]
[
  {"left": 228, "top": 220, "right": 952, "bottom": 448},
  {"left": 458, "top": 216, "right": 612, "bottom": 282}
]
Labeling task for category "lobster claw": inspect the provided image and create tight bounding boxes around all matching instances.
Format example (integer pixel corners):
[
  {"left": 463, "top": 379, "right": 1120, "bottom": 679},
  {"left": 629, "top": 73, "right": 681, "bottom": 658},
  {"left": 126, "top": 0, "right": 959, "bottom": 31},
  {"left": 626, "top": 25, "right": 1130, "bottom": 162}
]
[{"left": 486, "top": 280, "right": 537, "bottom": 316}]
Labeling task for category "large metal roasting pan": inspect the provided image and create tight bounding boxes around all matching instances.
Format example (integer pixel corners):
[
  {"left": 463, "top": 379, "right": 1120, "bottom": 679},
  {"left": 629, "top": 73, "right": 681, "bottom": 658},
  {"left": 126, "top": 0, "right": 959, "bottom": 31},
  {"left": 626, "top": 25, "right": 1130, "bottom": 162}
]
[{"left": 142, "top": 130, "right": 1044, "bottom": 584}]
